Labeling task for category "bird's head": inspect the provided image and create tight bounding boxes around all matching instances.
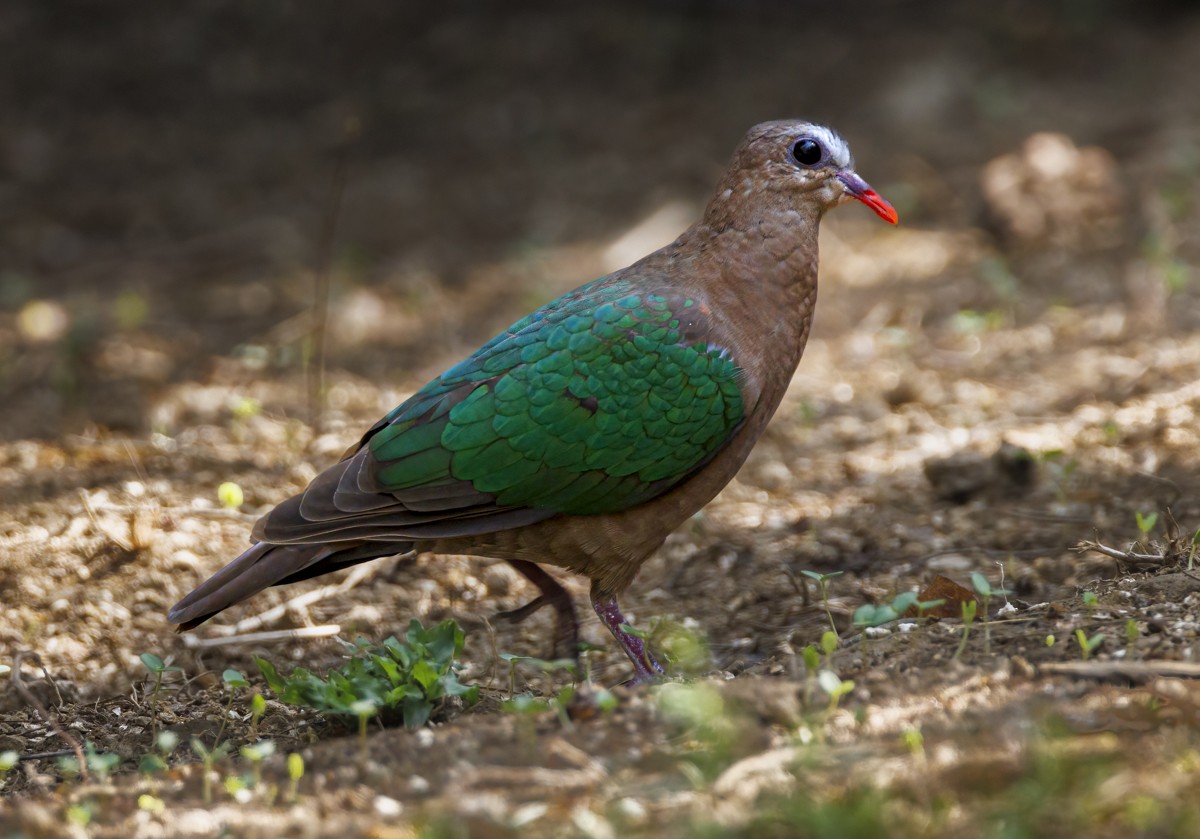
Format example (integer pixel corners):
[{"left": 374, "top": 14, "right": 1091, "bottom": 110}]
[{"left": 717, "top": 120, "right": 898, "bottom": 225}]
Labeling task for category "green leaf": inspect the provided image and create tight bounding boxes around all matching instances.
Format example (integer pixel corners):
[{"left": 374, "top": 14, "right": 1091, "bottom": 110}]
[
  {"left": 402, "top": 696, "right": 434, "bottom": 729},
  {"left": 411, "top": 658, "right": 439, "bottom": 694},
  {"left": 254, "top": 657, "right": 286, "bottom": 693},
  {"left": 223, "top": 669, "right": 249, "bottom": 688},
  {"left": 140, "top": 652, "right": 164, "bottom": 672}
]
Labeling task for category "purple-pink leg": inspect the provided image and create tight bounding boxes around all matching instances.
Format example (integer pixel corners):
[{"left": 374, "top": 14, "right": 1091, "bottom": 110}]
[
  {"left": 496, "top": 559, "right": 581, "bottom": 661},
  {"left": 591, "top": 592, "right": 665, "bottom": 683}
]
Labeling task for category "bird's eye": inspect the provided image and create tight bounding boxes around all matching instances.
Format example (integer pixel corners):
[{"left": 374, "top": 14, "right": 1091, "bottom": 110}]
[{"left": 791, "top": 138, "right": 823, "bottom": 167}]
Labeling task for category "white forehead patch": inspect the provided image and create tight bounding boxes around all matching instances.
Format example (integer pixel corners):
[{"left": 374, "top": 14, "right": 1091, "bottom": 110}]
[{"left": 806, "top": 124, "right": 852, "bottom": 169}]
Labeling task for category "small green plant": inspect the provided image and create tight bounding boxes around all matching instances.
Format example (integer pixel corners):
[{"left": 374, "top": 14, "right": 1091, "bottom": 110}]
[
  {"left": 216, "top": 669, "right": 250, "bottom": 743},
  {"left": 191, "top": 738, "right": 232, "bottom": 804},
  {"left": 249, "top": 692, "right": 267, "bottom": 739},
  {"left": 217, "top": 481, "right": 245, "bottom": 510},
  {"left": 83, "top": 742, "right": 119, "bottom": 782},
  {"left": 499, "top": 652, "right": 578, "bottom": 698},
  {"left": 817, "top": 670, "right": 855, "bottom": 714},
  {"left": 1046, "top": 634, "right": 1056, "bottom": 647},
  {"left": 1136, "top": 511, "right": 1159, "bottom": 546},
  {"left": 820, "top": 630, "right": 838, "bottom": 664},
  {"left": 801, "top": 570, "right": 844, "bottom": 637},
  {"left": 139, "top": 730, "right": 179, "bottom": 778},
  {"left": 0, "top": 750, "right": 18, "bottom": 788},
  {"left": 502, "top": 683, "right": 579, "bottom": 730},
  {"left": 971, "top": 572, "right": 1008, "bottom": 653},
  {"left": 1082, "top": 590, "right": 1099, "bottom": 609},
  {"left": 287, "top": 752, "right": 304, "bottom": 803},
  {"left": 1126, "top": 618, "right": 1140, "bottom": 654},
  {"left": 1075, "top": 630, "right": 1105, "bottom": 661},
  {"left": 954, "top": 600, "right": 978, "bottom": 661},
  {"left": 255, "top": 619, "right": 478, "bottom": 730},
  {"left": 801, "top": 644, "right": 821, "bottom": 707},
  {"left": 140, "top": 652, "right": 183, "bottom": 737},
  {"left": 351, "top": 699, "right": 376, "bottom": 761},
  {"left": 239, "top": 739, "right": 275, "bottom": 788}
]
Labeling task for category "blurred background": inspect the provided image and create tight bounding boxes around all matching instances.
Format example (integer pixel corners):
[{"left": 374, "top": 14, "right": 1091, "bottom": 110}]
[{"left": 2, "top": 0, "right": 1196, "bottom": 443}]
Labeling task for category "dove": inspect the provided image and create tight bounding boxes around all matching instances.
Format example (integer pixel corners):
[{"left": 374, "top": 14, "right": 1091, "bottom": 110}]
[{"left": 169, "top": 120, "right": 897, "bottom": 681}]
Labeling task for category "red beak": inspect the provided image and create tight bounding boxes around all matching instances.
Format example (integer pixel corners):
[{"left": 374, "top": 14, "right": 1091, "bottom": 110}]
[{"left": 837, "top": 171, "right": 899, "bottom": 224}]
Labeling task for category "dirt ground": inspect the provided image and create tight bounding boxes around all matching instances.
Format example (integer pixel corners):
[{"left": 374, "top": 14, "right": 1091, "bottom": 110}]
[{"left": 4, "top": 3, "right": 1200, "bottom": 837}]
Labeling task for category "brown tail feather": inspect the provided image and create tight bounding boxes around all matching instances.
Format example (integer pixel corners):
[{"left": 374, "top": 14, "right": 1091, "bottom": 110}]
[{"left": 168, "top": 541, "right": 406, "bottom": 630}]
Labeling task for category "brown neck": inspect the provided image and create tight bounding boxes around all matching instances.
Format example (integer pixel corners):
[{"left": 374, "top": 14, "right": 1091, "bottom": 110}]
[{"left": 668, "top": 191, "right": 823, "bottom": 409}]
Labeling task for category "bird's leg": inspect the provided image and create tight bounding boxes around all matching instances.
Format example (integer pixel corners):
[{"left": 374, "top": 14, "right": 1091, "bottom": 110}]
[
  {"left": 591, "top": 591, "right": 665, "bottom": 683},
  {"left": 495, "top": 560, "right": 581, "bottom": 662}
]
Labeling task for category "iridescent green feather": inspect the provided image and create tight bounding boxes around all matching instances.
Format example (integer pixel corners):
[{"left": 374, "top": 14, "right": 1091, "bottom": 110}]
[{"left": 369, "top": 279, "right": 745, "bottom": 516}]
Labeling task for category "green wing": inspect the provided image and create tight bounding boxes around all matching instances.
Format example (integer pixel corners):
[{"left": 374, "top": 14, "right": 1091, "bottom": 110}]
[{"left": 255, "top": 278, "right": 745, "bottom": 544}]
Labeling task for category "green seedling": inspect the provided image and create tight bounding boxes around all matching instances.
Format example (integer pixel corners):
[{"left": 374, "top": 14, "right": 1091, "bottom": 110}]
[
  {"left": 801, "top": 570, "right": 844, "bottom": 637},
  {"left": 820, "top": 633, "right": 840, "bottom": 667},
  {"left": 239, "top": 739, "right": 275, "bottom": 788},
  {"left": 1046, "top": 634, "right": 1056, "bottom": 647},
  {"left": 801, "top": 644, "right": 821, "bottom": 707},
  {"left": 217, "top": 481, "right": 244, "bottom": 510},
  {"left": 140, "top": 652, "right": 183, "bottom": 737},
  {"left": 351, "top": 699, "right": 377, "bottom": 762},
  {"left": 66, "top": 803, "right": 92, "bottom": 827},
  {"left": 249, "top": 692, "right": 267, "bottom": 739},
  {"left": 139, "top": 730, "right": 179, "bottom": 778},
  {"left": 0, "top": 750, "right": 17, "bottom": 787},
  {"left": 1136, "top": 511, "right": 1159, "bottom": 546},
  {"left": 287, "top": 752, "right": 304, "bottom": 803},
  {"left": 1126, "top": 618, "right": 1140, "bottom": 654},
  {"left": 216, "top": 669, "right": 250, "bottom": 744},
  {"left": 499, "top": 652, "right": 577, "bottom": 699},
  {"left": 502, "top": 683, "right": 579, "bottom": 730},
  {"left": 971, "top": 572, "right": 1009, "bottom": 654},
  {"left": 191, "top": 738, "right": 232, "bottom": 804},
  {"left": 255, "top": 619, "right": 478, "bottom": 730},
  {"left": 84, "top": 742, "right": 119, "bottom": 782},
  {"left": 1082, "top": 591, "right": 1099, "bottom": 610},
  {"left": 137, "top": 794, "right": 165, "bottom": 815},
  {"left": 817, "top": 669, "right": 855, "bottom": 714},
  {"left": 1075, "top": 630, "right": 1105, "bottom": 661},
  {"left": 954, "top": 600, "right": 978, "bottom": 661}
]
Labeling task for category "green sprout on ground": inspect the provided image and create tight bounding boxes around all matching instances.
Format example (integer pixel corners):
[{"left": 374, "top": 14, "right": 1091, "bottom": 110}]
[
  {"left": 0, "top": 751, "right": 18, "bottom": 788},
  {"left": 499, "top": 652, "right": 578, "bottom": 699},
  {"left": 1126, "top": 618, "right": 1140, "bottom": 654},
  {"left": 138, "top": 730, "right": 179, "bottom": 779},
  {"left": 191, "top": 738, "right": 232, "bottom": 805},
  {"left": 351, "top": 699, "right": 377, "bottom": 762},
  {"left": 217, "top": 669, "right": 250, "bottom": 743},
  {"left": 217, "top": 481, "right": 244, "bottom": 510},
  {"left": 139, "top": 652, "right": 183, "bottom": 737},
  {"left": 1136, "top": 511, "right": 1159, "bottom": 546},
  {"left": 801, "top": 570, "right": 844, "bottom": 637},
  {"left": 1082, "top": 590, "right": 1099, "bottom": 610},
  {"left": 820, "top": 630, "right": 838, "bottom": 664},
  {"left": 239, "top": 739, "right": 275, "bottom": 788},
  {"left": 255, "top": 619, "right": 478, "bottom": 730},
  {"left": 1046, "top": 634, "right": 1056, "bottom": 647},
  {"left": 817, "top": 670, "right": 855, "bottom": 715},
  {"left": 287, "top": 752, "right": 304, "bottom": 803},
  {"left": 1075, "top": 630, "right": 1105, "bottom": 661},
  {"left": 970, "top": 572, "right": 1008, "bottom": 654},
  {"left": 954, "top": 600, "right": 978, "bottom": 661},
  {"left": 249, "top": 692, "right": 267, "bottom": 739},
  {"left": 502, "top": 683, "right": 582, "bottom": 732}
]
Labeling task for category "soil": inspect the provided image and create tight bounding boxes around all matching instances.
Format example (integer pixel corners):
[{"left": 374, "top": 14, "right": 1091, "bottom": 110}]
[{"left": 3, "top": 3, "right": 1200, "bottom": 837}]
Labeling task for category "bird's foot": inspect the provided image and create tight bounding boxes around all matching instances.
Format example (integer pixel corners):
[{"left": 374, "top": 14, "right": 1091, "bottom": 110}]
[
  {"left": 496, "top": 560, "right": 581, "bottom": 664},
  {"left": 591, "top": 593, "right": 665, "bottom": 684}
]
